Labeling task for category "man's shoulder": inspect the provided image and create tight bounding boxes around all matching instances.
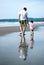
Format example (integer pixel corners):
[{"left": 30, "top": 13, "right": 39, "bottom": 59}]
[{"left": 19, "top": 10, "right": 23, "bottom": 14}]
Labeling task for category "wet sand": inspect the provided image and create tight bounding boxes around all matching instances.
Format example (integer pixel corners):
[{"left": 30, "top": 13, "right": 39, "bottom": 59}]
[
  {"left": 0, "top": 26, "right": 44, "bottom": 65},
  {"left": 0, "top": 23, "right": 44, "bottom": 65},
  {"left": 0, "top": 26, "right": 29, "bottom": 35}
]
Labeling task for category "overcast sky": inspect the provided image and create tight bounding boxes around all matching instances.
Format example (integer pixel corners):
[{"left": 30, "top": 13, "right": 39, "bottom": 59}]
[{"left": 0, "top": 0, "right": 44, "bottom": 19}]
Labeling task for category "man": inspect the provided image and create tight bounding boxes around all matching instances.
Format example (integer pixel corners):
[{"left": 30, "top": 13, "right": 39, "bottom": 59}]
[{"left": 19, "top": 7, "right": 28, "bottom": 35}]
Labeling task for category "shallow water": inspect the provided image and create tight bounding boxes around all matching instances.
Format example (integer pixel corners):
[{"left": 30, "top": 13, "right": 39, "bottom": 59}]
[{"left": 0, "top": 26, "right": 44, "bottom": 65}]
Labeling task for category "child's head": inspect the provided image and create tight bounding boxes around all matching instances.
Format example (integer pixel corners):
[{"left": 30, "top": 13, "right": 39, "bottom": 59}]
[{"left": 30, "top": 20, "right": 33, "bottom": 23}]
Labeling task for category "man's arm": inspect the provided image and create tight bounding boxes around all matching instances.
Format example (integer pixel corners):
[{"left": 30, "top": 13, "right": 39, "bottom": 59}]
[
  {"left": 19, "top": 14, "right": 21, "bottom": 22},
  {"left": 26, "top": 15, "right": 29, "bottom": 25}
]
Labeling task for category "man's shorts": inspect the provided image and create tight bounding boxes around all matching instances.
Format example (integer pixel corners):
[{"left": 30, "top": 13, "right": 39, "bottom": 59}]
[{"left": 19, "top": 20, "right": 27, "bottom": 27}]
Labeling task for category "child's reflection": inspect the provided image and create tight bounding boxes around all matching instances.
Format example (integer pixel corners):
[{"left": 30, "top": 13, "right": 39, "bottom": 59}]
[
  {"left": 18, "top": 35, "right": 28, "bottom": 61},
  {"left": 30, "top": 38, "right": 34, "bottom": 49},
  {"left": 30, "top": 30, "right": 34, "bottom": 49}
]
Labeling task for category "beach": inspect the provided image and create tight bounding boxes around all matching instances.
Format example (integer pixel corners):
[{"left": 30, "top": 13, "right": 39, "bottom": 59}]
[
  {"left": 0, "top": 26, "right": 30, "bottom": 35},
  {"left": 0, "top": 26, "right": 20, "bottom": 35},
  {"left": 0, "top": 22, "right": 44, "bottom": 65},
  {"left": 0, "top": 0, "right": 44, "bottom": 64},
  {"left": 0, "top": 22, "right": 44, "bottom": 35}
]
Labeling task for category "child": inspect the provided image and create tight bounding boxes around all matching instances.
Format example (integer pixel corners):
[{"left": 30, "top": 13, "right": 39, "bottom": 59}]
[
  {"left": 29, "top": 20, "right": 34, "bottom": 41},
  {"left": 29, "top": 20, "right": 34, "bottom": 31}
]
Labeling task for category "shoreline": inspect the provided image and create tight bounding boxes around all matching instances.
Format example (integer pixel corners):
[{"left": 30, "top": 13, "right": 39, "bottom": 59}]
[
  {"left": 0, "top": 26, "right": 29, "bottom": 35},
  {"left": 0, "top": 22, "right": 44, "bottom": 35},
  {"left": 0, "top": 26, "right": 20, "bottom": 35},
  {"left": 0, "top": 22, "right": 44, "bottom": 27}
]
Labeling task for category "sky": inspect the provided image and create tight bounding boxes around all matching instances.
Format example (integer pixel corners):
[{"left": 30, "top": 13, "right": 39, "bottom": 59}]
[{"left": 0, "top": 0, "right": 44, "bottom": 19}]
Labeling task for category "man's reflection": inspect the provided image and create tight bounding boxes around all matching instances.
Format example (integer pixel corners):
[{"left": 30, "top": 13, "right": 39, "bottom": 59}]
[
  {"left": 30, "top": 30, "right": 34, "bottom": 49},
  {"left": 18, "top": 35, "right": 28, "bottom": 61}
]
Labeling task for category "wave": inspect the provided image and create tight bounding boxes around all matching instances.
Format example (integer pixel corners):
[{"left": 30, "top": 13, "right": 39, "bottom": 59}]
[
  {"left": 0, "top": 18, "right": 44, "bottom": 22},
  {"left": 0, "top": 22, "right": 20, "bottom": 27},
  {"left": 0, "top": 22, "right": 44, "bottom": 27}
]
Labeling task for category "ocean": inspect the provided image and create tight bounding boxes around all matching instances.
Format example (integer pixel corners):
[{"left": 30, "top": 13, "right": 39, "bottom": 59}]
[
  {"left": 0, "top": 18, "right": 44, "bottom": 27},
  {"left": 0, "top": 22, "right": 20, "bottom": 27},
  {"left": 0, "top": 19, "right": 19, "bottom": 27}
]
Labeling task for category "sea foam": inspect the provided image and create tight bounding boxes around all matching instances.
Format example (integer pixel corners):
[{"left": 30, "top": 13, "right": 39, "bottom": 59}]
[{"left": 0, "top": 22, "right": 44, "bottom": 27}]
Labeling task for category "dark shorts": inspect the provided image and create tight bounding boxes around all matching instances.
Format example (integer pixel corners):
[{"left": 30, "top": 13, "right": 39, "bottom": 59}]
[{"left": 20, "top": 20, "right": 27, "bottom": 27}]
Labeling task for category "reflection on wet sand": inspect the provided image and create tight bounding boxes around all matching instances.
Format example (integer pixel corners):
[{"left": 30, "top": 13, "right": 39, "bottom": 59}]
[
  {"left": 30, "top": 38, "right": 34, "bottom": 49},
  {"left": 18, "top": 34, "right": 28, "bottom": 61},
  {"left": 30, "top": 30, "right": 34, "bottom": 49}
]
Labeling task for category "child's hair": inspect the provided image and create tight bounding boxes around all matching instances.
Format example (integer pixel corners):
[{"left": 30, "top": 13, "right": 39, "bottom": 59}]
[{"left": 30, "top": 20, "right": 33, "bottom": 23}]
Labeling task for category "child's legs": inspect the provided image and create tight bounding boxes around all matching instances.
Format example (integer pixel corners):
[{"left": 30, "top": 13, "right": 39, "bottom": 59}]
[{"left": 30, "top": 30, "right": 34, "bottom": 40}]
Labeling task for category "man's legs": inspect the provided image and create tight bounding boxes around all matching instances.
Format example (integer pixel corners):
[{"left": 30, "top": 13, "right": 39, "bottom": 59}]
[
  {"left": 20, "top": 21, "right": 23, "bottom": 34},
  {"left": 23, "top": 26, "right": 26, "bottom": 34},
  {"left": 23, "top": 21, "right": 27, "bottom": 34},
  {"left": 20, "top": 26, "right": 23, "bottom": 34},
  {"left": 20, "top": 20, "right": 27, "bottom": 35}
]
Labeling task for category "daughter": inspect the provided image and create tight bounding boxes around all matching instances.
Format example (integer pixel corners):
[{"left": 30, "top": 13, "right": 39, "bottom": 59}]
[
  {"left": 29, "top": 20, "right": 34, "bottom": 41},
  {"left": 29, "top": 20, "right": 34, "bottom": 31}
]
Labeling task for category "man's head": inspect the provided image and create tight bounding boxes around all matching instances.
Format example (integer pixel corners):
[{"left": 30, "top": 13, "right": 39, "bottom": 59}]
[{"left": 23, "top": 7, "right": 27, "bottom": 11}]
